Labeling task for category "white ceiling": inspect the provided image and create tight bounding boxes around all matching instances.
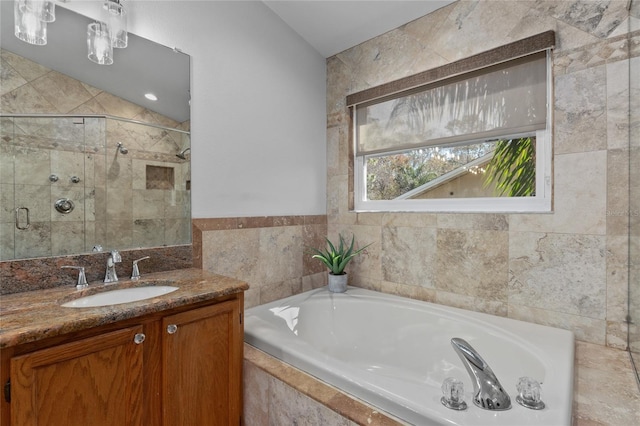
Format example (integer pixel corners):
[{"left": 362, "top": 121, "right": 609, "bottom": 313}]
[{"left": 263, "top": 0, "right": 454, "bottom": 57}]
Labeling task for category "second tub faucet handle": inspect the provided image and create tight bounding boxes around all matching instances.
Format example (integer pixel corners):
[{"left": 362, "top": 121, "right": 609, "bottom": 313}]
[
  {"left": 516, "top": 377, "right": 545, "bottom": 410},
  {"left": 131, "top": 256, "right": 150, "bottom": 280},
  {"left": 61, "top": 266, "right": 88, "bottom": 289}
]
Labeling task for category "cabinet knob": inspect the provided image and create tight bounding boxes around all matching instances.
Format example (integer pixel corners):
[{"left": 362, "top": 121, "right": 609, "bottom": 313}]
[
  {"left": 133, "top": 333, "right": 146, "bottom": 344},
  {"left": 167, "top": 324, "right": 178, "bottom": 334}
]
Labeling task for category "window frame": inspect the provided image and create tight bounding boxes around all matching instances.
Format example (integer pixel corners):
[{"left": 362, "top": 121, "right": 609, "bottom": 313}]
[
  {"left": 354, "top": 128, "right": 551, "bottom": 212},
  {"left": 348, "top": 32, "right": 555, "bottom": 214}
]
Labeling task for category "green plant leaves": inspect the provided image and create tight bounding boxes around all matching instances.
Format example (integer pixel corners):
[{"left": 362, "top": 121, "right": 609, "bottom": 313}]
[
  {"left": 310, "top": 234, "right": 371, "bottom": 275},
  {"left": 484, "top": 137, "right": 535, "bottom": 197}
]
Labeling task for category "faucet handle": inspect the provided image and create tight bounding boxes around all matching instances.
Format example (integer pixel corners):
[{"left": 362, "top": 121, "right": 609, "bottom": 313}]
[
  {"left": 131, "top": 256, "right": 150, "bottom": 280},
  {"left": 516, "top": 377, "right": 545, "bottom": 410},
  {"left": 61, "top": 266, "right": 89, "bottom": 289},
  {"left": 441, "top": 377, "right": 467, "bottom": 410}
]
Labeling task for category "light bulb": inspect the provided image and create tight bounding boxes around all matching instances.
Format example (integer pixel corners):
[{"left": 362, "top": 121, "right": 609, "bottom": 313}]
[
  {"left": 87, "top": 22, "right": 113, "bottom": 65},
  {"left": 96, "top": 34, "right": 110, "bottom": 58},
  {"left": 14, "top": 0, "right": 47, "bottom": 45}
]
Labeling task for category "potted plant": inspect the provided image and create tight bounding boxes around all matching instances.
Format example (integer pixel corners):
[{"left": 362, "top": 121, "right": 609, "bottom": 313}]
[{"left": 310, "top": 234, "right": 371, "bottom": 293}]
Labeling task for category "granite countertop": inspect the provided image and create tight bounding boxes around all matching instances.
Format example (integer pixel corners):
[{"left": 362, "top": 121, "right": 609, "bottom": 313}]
[{"left": 0, "top": 268, "right": 249, "bottom": 349}]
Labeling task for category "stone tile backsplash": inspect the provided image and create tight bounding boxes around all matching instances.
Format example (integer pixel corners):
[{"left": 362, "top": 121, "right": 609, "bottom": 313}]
[
  {"left": 0, "top": 244, "right": 193, "bottom": 295},
  {"left": 193, "top": 216, "right": 328, "bottom": 309}
]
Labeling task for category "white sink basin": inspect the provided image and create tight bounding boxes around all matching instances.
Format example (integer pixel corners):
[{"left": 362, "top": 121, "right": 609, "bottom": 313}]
[{"left": 61, "top": 286, "right": 179, "bottom": 308}]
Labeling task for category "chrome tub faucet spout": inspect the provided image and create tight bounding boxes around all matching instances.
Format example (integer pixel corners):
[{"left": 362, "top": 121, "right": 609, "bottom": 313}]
[
  {"left": 450, "top": 337, "right": 512, "bottom": 411},
  {"left": 104, "top": 250, "right": 122, "bottom": 283}
]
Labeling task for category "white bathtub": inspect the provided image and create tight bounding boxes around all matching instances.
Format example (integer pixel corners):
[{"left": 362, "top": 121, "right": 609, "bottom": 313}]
[{"left": 244, "top": 287, "right": 574, "bottom": 426}]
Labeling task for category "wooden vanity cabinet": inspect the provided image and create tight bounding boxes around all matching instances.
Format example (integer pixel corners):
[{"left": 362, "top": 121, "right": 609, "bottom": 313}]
[
  {"left": 162, "top": 301, "right": 242, "bottom": 425},
  {"left": 10, "top": 326, "right": 146, "bottom": 426},
  {"left": 1, "top": 294, "right": 244, "bottom": 426}
]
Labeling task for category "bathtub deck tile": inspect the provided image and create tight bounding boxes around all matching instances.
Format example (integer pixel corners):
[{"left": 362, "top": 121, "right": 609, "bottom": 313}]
[
  {"left": 572, "top": 341, "right": 640, "bottom": 426},
  {"left": 268, "top": 375, "right": 354, "bottom": 426},
  {"left": 243, "top": 362, "right": 269, "bottom": 426},
  {"left": 244, "top": 344, "right": 407, "bottom": 426}
]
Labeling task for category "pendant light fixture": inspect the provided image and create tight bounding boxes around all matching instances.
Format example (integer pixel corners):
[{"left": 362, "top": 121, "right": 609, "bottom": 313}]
[
  {"left": 40, "top": 0, "right": 55, "bottom": 23},
  {"left": 87, "top": 0, "right": 127, "bottom": 65},
  {"left": 14, "top": 0, "right": 129, "bottom": 66},
  {"left": 101, "top": 0, "right": 127, "bottom": 49},
  {"left": 14, "top": 0, "right": 49, "bottom": 45},
  {"left": 87, "top": 21, "right": 113, "bottom": 65}
]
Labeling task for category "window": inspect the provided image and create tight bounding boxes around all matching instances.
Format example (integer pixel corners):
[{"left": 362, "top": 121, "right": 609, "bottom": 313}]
[{"left": 348, "top": 32, "right": 554, "bottom": 213}]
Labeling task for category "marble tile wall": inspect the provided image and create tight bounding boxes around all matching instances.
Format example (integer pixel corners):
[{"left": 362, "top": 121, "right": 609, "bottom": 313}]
[
  {"left": 326, "top": 0, "right": 639, "bottom": 349},
  {"left": 628, "top": 0, "right": 640, "bottom": 378},
  {"left": 0, "top": 49, "right": 191, "bottom": 261},
  {"left": 194, "top": 216, "right": 327, "bottom": 309}
]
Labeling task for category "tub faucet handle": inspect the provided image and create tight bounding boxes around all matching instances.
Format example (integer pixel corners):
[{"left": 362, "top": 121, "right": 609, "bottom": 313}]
[
  {"left": 441, "top": 377, "right": 467, "bottom": 410},
  {"left": 516, "top": 377, "right": 545, "bottom": 410},
  {"left": 131, "top": 256, "right": 150, "bottom": 280}
]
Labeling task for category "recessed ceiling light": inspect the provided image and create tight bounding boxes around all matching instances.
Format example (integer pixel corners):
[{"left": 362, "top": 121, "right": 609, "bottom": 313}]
[{"left": 145, "top": 93, "right": 158, "bottom": 101}]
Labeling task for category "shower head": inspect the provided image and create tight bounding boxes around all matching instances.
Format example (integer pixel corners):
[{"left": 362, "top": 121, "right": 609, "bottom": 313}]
[
  {"left": 117, "top": 142, "right": 128, "bottom": 154},
  {"left": 176, "top": 147, "right": 191, "bottom": 159}
]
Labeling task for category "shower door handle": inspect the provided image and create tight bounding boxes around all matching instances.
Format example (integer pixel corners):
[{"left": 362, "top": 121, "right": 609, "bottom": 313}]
[{"left": 15, "top": 207, "right": 30, "bottom": 230}]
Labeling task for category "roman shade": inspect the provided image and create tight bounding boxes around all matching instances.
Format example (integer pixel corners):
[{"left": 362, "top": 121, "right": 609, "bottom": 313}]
[{"left": 355, "top": 52, "right": 548, "bottom": 156}]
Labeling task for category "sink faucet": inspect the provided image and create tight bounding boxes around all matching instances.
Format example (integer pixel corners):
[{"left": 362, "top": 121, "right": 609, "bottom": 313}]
[
  {"left": 131, "top": 256, "right": 150, "bottom": 280},
  {"left": 104, "top": 250, "right": 122, "bottom": 283},
  {"left": 61, "top": 265, "right": 89, "bottom": 289},
  {"left": 450, "top": 337, "right": 511, "bottom": 411}
]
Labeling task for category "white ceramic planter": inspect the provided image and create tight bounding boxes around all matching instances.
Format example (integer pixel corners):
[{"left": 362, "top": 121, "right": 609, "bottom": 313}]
[{"left": 328, "top": 273, "right": 348, "bottom": 293}]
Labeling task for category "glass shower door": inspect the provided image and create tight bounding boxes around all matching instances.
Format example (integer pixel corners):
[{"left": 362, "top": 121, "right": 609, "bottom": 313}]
[
  {"left": 0, "top": 116, "right": 100, "bottom": 260},
  {"left": 0, "top": 117, "right": 17, "bottom": 260},
  {"left": 629, "top": 0, "right": 640, "bottom": 385}
]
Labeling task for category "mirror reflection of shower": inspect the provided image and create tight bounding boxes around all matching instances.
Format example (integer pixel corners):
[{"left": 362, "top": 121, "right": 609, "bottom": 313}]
[
  {"left": 116, "top": 142, "right": 128, "bottom": 154},
  {"left": 109, "top": 142, "right": 128, "bottom": 180},
  {"left": 176, "top": 147, "right": 191, "bottom": 159}
]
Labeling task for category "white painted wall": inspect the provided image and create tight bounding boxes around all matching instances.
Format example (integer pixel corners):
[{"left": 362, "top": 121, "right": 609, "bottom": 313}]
[{"left": 62, "top": 0, "right": 327, "bottom": 217}]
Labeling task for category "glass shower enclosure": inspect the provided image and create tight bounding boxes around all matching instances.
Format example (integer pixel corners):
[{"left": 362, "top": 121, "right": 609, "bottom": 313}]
[
  {"left": 628, "top": 0, "right": 639, "bottom": 388},
  {"left": 0, "top": 115, "right": 191, "bottom": 261}
]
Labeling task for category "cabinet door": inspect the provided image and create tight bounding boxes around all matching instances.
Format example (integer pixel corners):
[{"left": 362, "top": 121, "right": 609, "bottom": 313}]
[
  {"left": 10, "top": 326, "right": 145, "bottom": 426},
  {"left": 162, "top": 300, "right": 241, "bottom": 426}
]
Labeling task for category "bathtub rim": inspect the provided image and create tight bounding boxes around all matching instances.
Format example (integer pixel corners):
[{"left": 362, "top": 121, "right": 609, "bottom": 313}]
[{"left": 244, "top": 286, "right": 575, "bottom": 426}]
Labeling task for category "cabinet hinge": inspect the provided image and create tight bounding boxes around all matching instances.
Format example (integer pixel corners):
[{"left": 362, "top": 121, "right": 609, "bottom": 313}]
[
  {"left": 239, "top": 312, "right": 243, "bottom": 325},
  {"left": 4, "top": 379, "right": 10, "bottom": 403}
]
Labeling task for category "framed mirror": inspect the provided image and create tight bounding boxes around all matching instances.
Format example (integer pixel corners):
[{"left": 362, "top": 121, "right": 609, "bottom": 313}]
[{"left": 0, "top": 2, "right": 191, "bottom": 261}]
